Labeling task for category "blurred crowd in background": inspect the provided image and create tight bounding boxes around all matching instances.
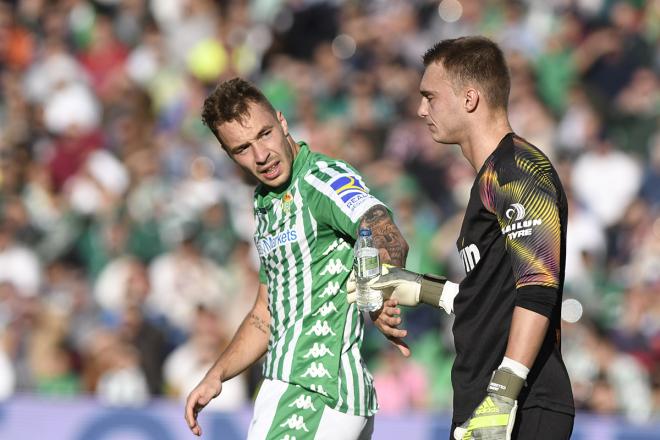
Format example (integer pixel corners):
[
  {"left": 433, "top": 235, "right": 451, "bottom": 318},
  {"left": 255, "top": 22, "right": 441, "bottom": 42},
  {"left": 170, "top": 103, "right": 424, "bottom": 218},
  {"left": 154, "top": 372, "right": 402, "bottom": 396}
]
[{"left": 0, "top": 0, "right": 658, "bottom": 424}]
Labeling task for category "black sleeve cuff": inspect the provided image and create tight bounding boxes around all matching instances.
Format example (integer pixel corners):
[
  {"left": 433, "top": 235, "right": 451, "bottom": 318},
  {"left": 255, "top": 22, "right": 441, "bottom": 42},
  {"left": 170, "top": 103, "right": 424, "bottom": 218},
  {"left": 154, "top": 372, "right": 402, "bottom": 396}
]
[{"left": 515, "top": 285, "right": 559, "bottom": 318}]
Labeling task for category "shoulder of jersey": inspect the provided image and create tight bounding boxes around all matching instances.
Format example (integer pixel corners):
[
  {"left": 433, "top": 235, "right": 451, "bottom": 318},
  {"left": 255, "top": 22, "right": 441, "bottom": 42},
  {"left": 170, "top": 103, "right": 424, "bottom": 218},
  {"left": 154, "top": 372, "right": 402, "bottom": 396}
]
[{"left": 493, "top": 136, "right": 552, "bottom": 186}]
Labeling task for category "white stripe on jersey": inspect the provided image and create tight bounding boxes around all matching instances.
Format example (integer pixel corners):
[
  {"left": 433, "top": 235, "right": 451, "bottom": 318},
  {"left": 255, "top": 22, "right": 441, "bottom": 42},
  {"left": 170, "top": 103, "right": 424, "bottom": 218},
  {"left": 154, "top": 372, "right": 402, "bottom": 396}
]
[
  {"left": 280, "top": 184, "right": 299, "bottom": 381},
  {"left": 341, "top": 348, "right": 355, "bottom": 412},
  {"left": 254, "top": 199, "right": 276, "bottom": 377},
  {"left": 351, "top": 343, "right": 366, "bottom": 414},
  {"left": 352, "top": 305, "right": 366, "bottom": 413},
  {"left": 334, "top": 300, "right": 354, "bottom": 412},
  {"left": 281, "top": 182, "right": 313, "bottom": 380},
  {"left": 269, "top": 197, "right": 288, "bottom": 379}
]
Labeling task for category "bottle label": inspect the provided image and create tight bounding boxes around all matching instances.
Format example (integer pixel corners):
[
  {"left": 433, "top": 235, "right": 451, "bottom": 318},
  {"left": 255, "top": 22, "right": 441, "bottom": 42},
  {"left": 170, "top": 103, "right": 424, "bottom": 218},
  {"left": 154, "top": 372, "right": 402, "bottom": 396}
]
[{"left": 356, "top": 247, "right": 379, "bottom": 279}]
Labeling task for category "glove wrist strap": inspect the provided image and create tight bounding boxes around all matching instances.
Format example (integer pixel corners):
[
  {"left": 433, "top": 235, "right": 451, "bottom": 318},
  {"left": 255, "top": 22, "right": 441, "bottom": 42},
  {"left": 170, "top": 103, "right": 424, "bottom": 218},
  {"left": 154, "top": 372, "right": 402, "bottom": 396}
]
[
  {"left": 488, "top": 368, "right": 525, "bottom": 400},
  {"left": 420, "top": 274, "right": 446, "bottom": 307}
]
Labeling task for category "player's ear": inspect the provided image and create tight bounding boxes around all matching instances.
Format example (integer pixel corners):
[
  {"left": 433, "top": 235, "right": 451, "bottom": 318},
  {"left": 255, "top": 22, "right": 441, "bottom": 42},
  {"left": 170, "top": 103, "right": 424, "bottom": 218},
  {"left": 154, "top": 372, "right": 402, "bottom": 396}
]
[
  {"left": 465, "top": 88, "right": 479, "bottom": 113},
  {"left": 277, "top": 111, "right": 289, "bottom": 136}
]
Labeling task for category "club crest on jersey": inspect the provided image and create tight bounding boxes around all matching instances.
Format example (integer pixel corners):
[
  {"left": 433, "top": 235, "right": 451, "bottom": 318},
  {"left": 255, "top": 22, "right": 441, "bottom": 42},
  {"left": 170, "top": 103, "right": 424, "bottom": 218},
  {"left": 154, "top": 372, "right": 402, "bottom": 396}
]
[
  {"left": 501, "top": 203, "right": 543, "bottom": 239},
  {"left": 329, "top": 175, "right": 369, "bottom": 210},
  {"left": 282, "top": 192, "right": 294, "bottom": 214}
]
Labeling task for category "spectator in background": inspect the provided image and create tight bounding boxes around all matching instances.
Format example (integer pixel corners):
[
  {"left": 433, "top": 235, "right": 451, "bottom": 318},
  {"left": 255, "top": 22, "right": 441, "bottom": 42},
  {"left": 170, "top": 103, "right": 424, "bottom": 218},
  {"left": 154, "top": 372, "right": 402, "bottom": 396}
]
[
  {"left": 82, "top": 328, "right": 149, "bottom": 407},
  {"left": 164, "top": 305, "right": 247, "bottom": 411},
  {"left": 94, "top": 258, "right": 168, "bottom": 396},
  {"left": 372, "top": 344, "right": 429, "bottom": 414},
  {"left": 147, "top": 221, "right": 230, "bottom": 337},
  {"left": 0, "top": 218, "right": 41, "bottom": 298},
  {"left": 0, "top": 0, "right": 655, "bottom": 425},
  {"left": 564, "top": 320, "right": 653, "bottom": 423},
  {"left": 640, "top": 133, "right": 660, "bottom": 208},
  {"left": 571, "top": 134, "right": 642, "bottom": 228}
]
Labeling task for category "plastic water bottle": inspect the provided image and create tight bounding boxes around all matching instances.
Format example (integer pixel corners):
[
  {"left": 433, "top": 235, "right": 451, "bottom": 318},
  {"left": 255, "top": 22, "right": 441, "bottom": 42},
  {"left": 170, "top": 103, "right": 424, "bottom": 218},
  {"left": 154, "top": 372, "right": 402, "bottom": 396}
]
[{"left": 354, "top": 228, "right": 382, "bottom": 312}]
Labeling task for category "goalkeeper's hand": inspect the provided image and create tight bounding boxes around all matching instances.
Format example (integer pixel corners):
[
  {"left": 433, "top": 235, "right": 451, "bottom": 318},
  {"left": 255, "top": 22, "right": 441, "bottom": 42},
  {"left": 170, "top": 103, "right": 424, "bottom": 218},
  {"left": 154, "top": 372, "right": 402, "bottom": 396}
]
[
  {"left": 347, "top": 264, "right": 457, "bottom": 314},
  {"left": 346, "top": 265, "right": 411, "bottom": 356},
  {"left": 453, "top": 367, "right": 526, "bottom": 440}
]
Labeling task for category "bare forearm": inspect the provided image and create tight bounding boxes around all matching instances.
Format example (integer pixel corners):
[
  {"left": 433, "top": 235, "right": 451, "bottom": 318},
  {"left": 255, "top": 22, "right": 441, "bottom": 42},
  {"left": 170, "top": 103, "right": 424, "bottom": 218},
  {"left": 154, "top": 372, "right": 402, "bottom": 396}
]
[
  {"left": 504, "top": 306, "right": 550, "bottom": 368},
  {"left": 359, "top": 205, "right": 409, "bottom": 266},
  {"left": 206, "top": 286, "right": 270, "bottom": 382}
]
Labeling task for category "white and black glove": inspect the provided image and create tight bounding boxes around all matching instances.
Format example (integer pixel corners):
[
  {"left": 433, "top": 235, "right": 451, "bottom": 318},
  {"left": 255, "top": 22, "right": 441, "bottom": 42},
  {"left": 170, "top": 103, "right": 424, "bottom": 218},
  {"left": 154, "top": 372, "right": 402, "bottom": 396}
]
[{"left": 346, "top": 264, "right": 458, "bottom": 314}]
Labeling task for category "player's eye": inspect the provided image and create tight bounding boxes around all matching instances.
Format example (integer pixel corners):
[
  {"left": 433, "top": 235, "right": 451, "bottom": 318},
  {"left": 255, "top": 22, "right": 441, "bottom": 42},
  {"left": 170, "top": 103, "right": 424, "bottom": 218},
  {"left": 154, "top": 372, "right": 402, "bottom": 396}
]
[{"left": 262, "top": 129, "right": 272, "bottom": 138}]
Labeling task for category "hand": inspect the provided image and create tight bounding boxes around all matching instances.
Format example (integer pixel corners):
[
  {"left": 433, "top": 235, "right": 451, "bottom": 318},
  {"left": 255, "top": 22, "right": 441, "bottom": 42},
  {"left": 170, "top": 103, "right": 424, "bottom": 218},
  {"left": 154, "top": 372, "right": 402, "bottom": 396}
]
[
  {"left": 346, "top": 264, "right": 422, "bottom": 307},
  {"left": 185, "top": 374, "right": 223, "bottom": 436},
  {"left": 346, "top": 271, "right": 411, "bottom": 356},
  {"left": 368, "top": 265, "right": 456, "bottom": 313},
  {"left": 369, "top": 264, "right": 423, "bottom": 306},
  {"left": 453, "top": 368, "right": 525, "bottom": 440},
  {"left": 370, "top": 298, "right": 410, "bottom": 357}
]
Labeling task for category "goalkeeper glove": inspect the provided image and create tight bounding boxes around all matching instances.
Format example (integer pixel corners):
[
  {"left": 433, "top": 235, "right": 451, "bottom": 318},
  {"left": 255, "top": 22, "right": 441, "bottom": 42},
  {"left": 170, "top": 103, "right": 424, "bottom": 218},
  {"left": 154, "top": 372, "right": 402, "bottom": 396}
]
[
  {"left": 453, "top": 363, "right": 527, "bottom": 440},
  {"left": 346, "top": 264, "right": 458, "bottom": 313}
]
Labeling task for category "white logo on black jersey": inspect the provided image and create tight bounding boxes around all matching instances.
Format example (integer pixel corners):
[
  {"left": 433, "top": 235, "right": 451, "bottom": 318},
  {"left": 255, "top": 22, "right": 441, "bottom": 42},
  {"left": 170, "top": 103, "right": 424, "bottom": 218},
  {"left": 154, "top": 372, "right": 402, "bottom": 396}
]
[
  {"left": 459, "top": 244, "right": 481, "bottom": 273},
  {"left": 502, "top": 203, "right": 543, "bottom": 240},
  {"left": 505, "top": 203, "right": 526, "bottom": 221}
]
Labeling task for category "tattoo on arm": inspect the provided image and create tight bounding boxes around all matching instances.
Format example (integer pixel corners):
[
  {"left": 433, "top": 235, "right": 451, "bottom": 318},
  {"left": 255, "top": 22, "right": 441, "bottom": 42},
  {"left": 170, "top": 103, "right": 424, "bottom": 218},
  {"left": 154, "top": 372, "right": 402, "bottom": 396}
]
[
  {"left": 248, "top": 313, "right": 269, "bottom": 336},
  {"left": 359, "top": 205, "right": 409, "bottom": 266}
]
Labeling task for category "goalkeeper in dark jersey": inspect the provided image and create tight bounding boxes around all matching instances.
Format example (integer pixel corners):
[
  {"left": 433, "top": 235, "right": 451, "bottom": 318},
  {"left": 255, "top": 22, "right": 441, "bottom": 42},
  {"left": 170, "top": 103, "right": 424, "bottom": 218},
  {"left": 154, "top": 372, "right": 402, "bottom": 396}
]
[{"left": 351, "top": 37, "right": 575, "bottom": 439}]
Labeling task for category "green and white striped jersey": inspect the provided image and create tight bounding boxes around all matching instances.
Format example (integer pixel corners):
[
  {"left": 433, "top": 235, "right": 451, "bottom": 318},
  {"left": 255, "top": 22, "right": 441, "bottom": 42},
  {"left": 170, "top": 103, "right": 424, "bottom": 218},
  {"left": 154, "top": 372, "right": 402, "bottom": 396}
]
[{"left": 253, "top": 143, "right": 384, "bottom": 417}]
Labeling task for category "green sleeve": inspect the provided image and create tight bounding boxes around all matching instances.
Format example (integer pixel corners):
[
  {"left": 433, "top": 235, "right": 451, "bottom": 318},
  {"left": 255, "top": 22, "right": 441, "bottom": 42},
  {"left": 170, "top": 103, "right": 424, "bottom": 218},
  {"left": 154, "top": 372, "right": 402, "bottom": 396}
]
[{"left": 302, "top": 163, "right": 388, "bottom": 238}]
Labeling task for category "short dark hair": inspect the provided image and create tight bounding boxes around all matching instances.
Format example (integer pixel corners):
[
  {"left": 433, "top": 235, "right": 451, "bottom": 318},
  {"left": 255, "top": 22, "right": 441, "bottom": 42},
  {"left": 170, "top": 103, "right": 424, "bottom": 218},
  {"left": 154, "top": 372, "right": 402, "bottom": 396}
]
[
  {"left": 201, "top": 77, "right": 276, "bottom": 143},
  {"left": 423, "top": 36, "right": 510, "bottom": 110}
]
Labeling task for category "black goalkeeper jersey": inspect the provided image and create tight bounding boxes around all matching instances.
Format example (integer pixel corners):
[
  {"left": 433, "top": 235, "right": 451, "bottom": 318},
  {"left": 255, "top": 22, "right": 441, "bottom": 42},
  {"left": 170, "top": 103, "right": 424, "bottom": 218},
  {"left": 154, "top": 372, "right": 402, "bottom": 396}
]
[{"left": 452, "top": 133, "right": 574, "bottom": 422}]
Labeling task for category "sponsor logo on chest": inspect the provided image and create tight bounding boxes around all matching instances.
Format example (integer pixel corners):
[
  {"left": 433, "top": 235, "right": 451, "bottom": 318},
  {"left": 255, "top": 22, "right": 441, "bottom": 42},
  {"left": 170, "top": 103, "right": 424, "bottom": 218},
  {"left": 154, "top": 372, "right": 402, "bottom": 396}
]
[
  {"left": 459, "top": 243, "right": 481, "bottom": 273},
  {"left": 256, "top": 229, "right": 298, "bottom": 257}
]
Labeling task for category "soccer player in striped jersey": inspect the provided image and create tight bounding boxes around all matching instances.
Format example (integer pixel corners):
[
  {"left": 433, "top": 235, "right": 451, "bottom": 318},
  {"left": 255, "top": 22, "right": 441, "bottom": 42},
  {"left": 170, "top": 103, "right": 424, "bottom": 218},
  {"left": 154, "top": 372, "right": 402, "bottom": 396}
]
[{"left": 184, "top": 78, "right": 409, "bottom": 439}]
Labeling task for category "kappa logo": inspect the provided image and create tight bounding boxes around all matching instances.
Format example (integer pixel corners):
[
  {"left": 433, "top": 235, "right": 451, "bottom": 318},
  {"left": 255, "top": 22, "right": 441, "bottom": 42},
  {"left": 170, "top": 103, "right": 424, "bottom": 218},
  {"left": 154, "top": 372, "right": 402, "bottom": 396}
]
[
  {"left": 310, "top": 384, "right": 328, "bottom": 396},
  {"left": 301, "top": 362, "right": 332, "bottom": 379},
  {"left": 312, "top": 302, "right": 338, "bottom": 317},
  {"left": 329, "top": 175, "right": 370, "bottom": 210},
  {"left": 305, "top": 320, "right": 336, "bottom": 337},
  {"left": 505, "top": 203, "right": 526, "bottom": 221},
  {"left": 320, "top": 259, "right": 350, "bottom": 275},
  {"left": 318, "top": 282, "right": 341, "bottom": 298},
  {"left": 303, "top": 342, "right": 335, "bottom": 359},
  {"left": 289, "top": 394, "right": 317, "bottom": 411},
  {"left": 280, "top": 415, "right": 309, "bottom": 432}
]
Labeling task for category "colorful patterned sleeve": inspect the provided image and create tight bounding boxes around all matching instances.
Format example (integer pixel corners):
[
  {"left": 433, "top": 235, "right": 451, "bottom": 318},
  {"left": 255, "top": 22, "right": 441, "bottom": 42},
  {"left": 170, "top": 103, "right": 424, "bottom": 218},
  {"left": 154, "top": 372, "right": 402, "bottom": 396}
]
[{"left": 480, "top": 156, "right": 562, "bottom": 290}]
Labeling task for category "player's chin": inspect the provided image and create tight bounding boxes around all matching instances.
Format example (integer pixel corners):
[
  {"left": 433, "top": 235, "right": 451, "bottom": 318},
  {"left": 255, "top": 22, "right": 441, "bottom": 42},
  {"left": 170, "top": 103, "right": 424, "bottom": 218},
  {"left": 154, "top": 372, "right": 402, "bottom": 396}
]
[
  {"left": 430, "top": 132, "right": 455, "bottom": 145},
  {"left": 259, "top": 171, "right": 289, "bottom": 188},
  {"left": 430, "top": 133, "right": 449, "bottom": 144}
]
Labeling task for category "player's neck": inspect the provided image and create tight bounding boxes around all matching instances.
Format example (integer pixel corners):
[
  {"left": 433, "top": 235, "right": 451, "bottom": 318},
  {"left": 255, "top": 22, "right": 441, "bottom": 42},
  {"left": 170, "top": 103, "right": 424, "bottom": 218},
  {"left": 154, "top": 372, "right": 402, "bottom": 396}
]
[{"left": 460, "top": 114, "right": 512, "bottom": 172}]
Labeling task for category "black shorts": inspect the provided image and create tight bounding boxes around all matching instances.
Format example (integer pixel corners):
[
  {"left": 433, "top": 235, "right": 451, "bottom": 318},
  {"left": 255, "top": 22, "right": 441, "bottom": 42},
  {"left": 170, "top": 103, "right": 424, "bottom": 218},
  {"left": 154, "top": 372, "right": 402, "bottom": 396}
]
[{"left": 450, "top": 406, "right": 574, "bottom": 440}]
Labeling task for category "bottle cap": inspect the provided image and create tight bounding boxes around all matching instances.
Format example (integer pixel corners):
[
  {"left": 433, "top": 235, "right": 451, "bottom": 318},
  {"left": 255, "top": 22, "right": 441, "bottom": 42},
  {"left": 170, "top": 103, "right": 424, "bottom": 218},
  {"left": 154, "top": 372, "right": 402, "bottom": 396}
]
[{"left": 358, "top": 228, "right": 372, "bottom": 237}]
